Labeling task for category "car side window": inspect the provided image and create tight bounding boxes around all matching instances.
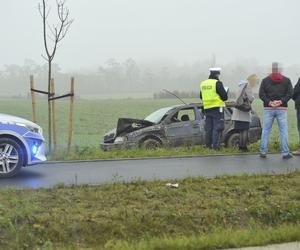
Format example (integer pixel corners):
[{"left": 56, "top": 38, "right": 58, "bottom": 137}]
[{"left": 170, "top": 108, "right": 196, "bottom": 123}]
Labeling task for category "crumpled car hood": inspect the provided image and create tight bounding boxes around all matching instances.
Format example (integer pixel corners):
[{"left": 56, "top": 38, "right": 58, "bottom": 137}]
[
  {"left": 103, "top": 118, "right": 154, "bottom": 143},
  {"left": 116, "top": 118, "right": 154, "bottom": 137}
]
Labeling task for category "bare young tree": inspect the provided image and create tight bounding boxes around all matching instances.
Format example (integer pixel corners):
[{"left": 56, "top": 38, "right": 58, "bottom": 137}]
[{"left": 38, "top": 0, "right": 73, "bottom": 152}]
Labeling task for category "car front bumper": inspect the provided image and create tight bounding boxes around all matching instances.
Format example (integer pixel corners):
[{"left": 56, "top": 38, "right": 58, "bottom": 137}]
[
  {"left": 23, "top": 132, "right": 47, "bottom": 165},
  {"left": 29, "top": 142, "right": 46, "bottom": 165},
  {"left": 101, "top": 141, "right": 137, "bottom": 151}
]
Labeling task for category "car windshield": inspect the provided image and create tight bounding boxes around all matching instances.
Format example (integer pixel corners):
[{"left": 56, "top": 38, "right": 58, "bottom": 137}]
[{"left": 144, "top": 107, "right": 174, "bottom": 124}]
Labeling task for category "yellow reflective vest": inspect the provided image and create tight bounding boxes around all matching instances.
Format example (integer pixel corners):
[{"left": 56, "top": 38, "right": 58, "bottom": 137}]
[{"left": 200, "top": 79, "right": 225, "bottom": 109}]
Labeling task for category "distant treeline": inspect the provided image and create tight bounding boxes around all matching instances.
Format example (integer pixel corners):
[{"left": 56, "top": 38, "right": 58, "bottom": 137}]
[
  {"left": 0, "top": 58, "right": 299, "bottom": 97},
  {"left": 154, "top": 90, "right": 237, "bottom": 100},
  {"left": 154, "top": 91, "right": 198, "bottom": 99}
]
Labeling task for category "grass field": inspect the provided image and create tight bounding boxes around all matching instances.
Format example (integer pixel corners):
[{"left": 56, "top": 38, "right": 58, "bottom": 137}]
[
  {"left": 0, "top": 172, "right": 300, "bottom": 249},
  {"left": 0, "top": 97, "right": 299, "bottom": 154}
]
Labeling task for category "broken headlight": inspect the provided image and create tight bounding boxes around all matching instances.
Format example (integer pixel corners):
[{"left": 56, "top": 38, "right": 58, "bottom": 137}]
[{"left": 114, "top": 136, "right": 127, "bottom": 143}]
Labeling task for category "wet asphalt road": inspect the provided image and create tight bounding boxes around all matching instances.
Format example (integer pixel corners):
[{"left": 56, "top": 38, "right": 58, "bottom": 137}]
[{"left": 0, "top": 154, "right": 299, "bottom": 189}]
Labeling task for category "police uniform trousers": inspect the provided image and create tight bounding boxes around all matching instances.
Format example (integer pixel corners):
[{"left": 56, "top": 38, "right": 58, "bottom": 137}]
[{"left": 204, "top": 108, "right": 225, "bottom": 149}]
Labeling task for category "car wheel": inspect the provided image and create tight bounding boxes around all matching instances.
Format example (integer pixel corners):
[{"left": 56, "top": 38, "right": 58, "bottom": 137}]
[
  {"left": 0, "top": 138, "right": 24, "bottom": 178},
  {"left": 141, "top": 138, "right": 162, "bottom": 150},
  {"left": 226, "top": 133, "right": 240, "bottom": 148}
]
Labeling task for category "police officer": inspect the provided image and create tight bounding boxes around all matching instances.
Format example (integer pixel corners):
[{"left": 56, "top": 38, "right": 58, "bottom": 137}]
[{"left": 200, "top": 68, "right": 228, "bottom": 149}]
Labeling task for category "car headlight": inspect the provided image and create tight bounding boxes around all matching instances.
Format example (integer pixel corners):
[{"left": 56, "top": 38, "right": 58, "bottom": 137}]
[
  {"left": 32, "top": 143, "right": 39, "bottom": 155},
  {"left": 15, "top": 123, "right": 41, "bottom": 134},
  {"left": 114, "top": 136, "right": 126, "bottom": 143}
]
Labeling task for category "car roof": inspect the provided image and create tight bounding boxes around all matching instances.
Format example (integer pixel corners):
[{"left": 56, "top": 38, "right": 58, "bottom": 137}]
[
  {"left": 164, "top": 103, "right": 201, "bottom": 109},
  {"left": 168, "top": 101, "right": 235, "bottom": 110}
]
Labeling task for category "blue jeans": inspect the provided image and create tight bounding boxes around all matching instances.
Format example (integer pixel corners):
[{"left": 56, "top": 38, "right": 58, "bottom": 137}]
[{"left": 260, "top": 109, "right": 290, "bottom": 156}]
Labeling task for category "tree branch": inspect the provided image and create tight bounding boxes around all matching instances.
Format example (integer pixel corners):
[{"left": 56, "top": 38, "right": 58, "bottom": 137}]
[
  {"left": 41, "top": 54, "right": 48, "bottom": 61},
  {"left": 39, "top": 0, "right": 73, "bottom": 62},
  {"left": 41, "top": 0, "right": 51, "bottom": 59}
]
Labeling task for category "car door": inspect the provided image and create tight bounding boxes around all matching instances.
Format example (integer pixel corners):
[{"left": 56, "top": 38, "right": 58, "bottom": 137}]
[
  {"left": 193, "top": 107, "right": 205, "bottom": 145},
  {"left": 164, "top": 106, "right": 200, "bottom": 146},
  {"left": 224, "top": 107, "right": 234, "bottom": 132}
]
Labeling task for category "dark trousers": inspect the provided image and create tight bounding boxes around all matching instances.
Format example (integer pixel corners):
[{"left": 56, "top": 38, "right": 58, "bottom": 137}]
[
  {"left": 239, "top": 130, "right": 249, "bottom": 149},
  {"left": 234, "top": 121, "right": 250, "bottom": 150},
  {"left": 205, "top": 110, "right": 224, "bottom": 149},
  {"left": 297, "top": 109, "right": 300, "bottom": 145}
]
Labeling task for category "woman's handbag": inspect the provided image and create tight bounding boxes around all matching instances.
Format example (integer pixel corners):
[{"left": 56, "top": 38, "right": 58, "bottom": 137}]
[{"left": 235, "top": 83, "right": 251, "bottom": 112}]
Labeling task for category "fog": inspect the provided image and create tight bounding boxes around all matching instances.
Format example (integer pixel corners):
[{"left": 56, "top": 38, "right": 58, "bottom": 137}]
[{"left": 0, "top": 0, "right": 300, "bottom": 97}]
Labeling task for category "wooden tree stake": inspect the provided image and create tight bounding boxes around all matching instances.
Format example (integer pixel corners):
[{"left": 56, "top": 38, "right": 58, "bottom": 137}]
[
  {"left": 67, "top": 77, "right": 75, "bottom": 152},
  {"left": 51, "top": 79, "right": 57, "bottom": 153},
  {"left": 30, "top": 75, "right": 37, "bottom": 123}
]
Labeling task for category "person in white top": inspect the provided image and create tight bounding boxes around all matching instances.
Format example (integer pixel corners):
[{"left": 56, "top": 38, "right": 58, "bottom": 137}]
[{"left": 231, "top": 74, "right": 258, "bottom": 151}]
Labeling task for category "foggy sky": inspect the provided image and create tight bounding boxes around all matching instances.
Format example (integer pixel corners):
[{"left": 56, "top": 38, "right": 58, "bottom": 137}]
[{"left": 1, "top": 0, "right": 300, "bottom": 71}]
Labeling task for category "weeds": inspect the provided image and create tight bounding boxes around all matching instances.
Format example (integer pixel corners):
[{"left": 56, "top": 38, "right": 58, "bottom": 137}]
[
  {"left": 0, "top": 172, "right": 300, "bottom": 249},
  {"left": 0, "top": 98, "right": 298, "bottom": 149},
  {"left": 49, "top": 141, "right": 299, "bottom": 161}
]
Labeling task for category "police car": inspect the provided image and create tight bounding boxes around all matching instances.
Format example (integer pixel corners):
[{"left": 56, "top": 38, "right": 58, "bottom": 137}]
[{"left": 0, "top": 113, "right": 46, "bottom": 178}]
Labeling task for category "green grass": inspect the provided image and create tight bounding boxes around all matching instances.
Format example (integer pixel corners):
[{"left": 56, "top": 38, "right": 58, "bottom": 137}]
[
  {"left": 0, "top": 97, "right": 299, "bottom": 160},
  {"left": 49, "top": 145, "right": 241, "bottom": 161},
  {"left": 49, "top": 142, "right": 298, "bottom": 161},
  {"left": 110, "top": 226, "right": 300, "bottom": 250},
  {"left": 0, "top": 98, "right": 198, "bottom": 148},
  {"left": 1, "top": 172, "right": 300, "bottom": 249}
]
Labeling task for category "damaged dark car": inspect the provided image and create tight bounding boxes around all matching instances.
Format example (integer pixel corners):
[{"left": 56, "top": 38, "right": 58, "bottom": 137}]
[{"left": 101, "top": 103, "right": 262, "bottom": 151}]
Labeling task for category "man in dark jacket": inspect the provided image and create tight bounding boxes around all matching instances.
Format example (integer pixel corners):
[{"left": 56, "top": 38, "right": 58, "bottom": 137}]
[
  {"left": 292, "top": 78, "right": 300, "bottom": 155},
  {"left": 200, "top": 68, "right": 228, "bottom": 149},
  {"left": 259, "top": 62, "right": 294, "bottom": 159}
]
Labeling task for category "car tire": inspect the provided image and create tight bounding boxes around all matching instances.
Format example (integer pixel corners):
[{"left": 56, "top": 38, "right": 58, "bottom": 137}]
[
  {"left": 141, "top": 138, "right": 162, "bottom": 150},
  {"left": 226, "top": 133, "right": 240, "bottom": 148},
  {"left": 0, "top": 138, "right": 24, "bottom": 178}
]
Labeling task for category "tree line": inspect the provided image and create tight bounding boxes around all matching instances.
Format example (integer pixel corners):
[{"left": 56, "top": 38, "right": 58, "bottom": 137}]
[{"left": 0, "top": 58, "right": 299, "bottom": 98}]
